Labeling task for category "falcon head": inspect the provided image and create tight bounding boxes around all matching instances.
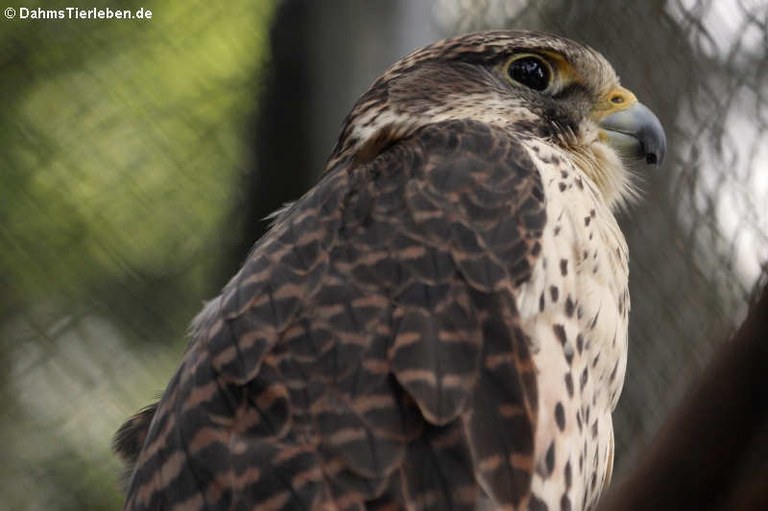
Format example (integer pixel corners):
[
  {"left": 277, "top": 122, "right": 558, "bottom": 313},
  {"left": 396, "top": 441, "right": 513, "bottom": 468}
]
[{"left": 330, "top": 30, "right": 666, "bottom": 207}]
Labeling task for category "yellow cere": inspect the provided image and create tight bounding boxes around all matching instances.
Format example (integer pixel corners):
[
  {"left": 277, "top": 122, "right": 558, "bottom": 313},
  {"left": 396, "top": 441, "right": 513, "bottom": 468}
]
[{"left": 594, "top": 86, "right": 638, "bottom": 119}]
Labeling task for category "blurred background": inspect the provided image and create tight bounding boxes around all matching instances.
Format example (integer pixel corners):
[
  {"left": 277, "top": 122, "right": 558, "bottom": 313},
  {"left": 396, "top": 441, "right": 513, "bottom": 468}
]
[{"left": 1, "top": 0, "right": 766, "bottom": 509}]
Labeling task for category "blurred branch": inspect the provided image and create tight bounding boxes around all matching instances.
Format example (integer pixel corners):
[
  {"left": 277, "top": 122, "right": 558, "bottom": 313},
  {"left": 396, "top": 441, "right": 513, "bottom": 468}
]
[
  {"left": 222, "top": 0, "right": 316, "bottom": 280},
  {"left": 599, "top": 285, "right": 768, "bottom": 510}
]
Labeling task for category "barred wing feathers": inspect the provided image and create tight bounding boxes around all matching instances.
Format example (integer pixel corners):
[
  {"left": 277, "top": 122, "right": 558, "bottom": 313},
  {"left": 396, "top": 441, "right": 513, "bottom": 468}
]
[{"left": 119, "top": 119, "right": 546, "bottom": 510}]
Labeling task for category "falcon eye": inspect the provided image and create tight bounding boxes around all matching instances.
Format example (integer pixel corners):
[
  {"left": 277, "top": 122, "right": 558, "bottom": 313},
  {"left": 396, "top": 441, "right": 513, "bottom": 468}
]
[{"left": 507, "top": 56, "right": 551, "bottom": 91}]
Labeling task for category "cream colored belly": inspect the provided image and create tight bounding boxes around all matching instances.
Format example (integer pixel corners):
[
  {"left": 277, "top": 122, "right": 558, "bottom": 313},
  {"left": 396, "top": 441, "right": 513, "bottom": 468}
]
[{"left": 515, "top": 143, "right": 629, "bottom": 510}]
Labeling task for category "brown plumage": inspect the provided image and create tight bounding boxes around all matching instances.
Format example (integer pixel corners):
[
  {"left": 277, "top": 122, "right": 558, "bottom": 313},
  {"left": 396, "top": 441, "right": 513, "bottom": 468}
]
[{"left": 115, "top": 30, "right": 665, "bottom": 510}]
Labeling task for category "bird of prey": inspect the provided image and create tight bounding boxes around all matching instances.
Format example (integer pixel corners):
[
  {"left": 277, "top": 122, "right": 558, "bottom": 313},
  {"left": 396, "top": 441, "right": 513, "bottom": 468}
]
[{"left": 115, "top": 30, "right": 666, "bottom": 511}]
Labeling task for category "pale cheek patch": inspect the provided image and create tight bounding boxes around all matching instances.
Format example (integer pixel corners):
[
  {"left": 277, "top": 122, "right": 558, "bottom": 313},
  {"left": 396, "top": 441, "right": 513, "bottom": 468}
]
[{"left": 567, "top": 120, "right": 637, "bottom": 210}]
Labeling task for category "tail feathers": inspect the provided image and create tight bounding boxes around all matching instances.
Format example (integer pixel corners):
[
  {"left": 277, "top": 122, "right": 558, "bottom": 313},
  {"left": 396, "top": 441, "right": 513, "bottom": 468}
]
[{"left": 112, "top": 402, "right": 158, "bottom": 490}]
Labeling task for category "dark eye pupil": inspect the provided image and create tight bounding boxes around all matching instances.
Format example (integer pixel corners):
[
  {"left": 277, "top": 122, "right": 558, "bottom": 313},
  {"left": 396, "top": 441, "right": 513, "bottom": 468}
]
[{"left": 508, "top": 57, "right": 549, "bottom": 91}]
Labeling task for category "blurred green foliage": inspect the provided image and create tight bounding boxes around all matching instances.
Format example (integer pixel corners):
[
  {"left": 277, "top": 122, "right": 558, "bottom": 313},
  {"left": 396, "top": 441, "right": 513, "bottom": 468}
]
[{"left": 0, "top": 1, "right": 274, "bottom": 508}]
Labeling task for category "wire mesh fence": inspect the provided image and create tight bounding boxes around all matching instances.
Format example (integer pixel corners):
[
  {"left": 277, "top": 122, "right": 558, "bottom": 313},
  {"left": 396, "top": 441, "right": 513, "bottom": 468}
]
[
  {"left": 0, "top": 1, "right": 273, "bottom": 508},
  {"left": 436, "top": 0, "right": 768, "bottom": 472},
  {"left": 1, "top": 0, "right": 766, "bottom": 508}
]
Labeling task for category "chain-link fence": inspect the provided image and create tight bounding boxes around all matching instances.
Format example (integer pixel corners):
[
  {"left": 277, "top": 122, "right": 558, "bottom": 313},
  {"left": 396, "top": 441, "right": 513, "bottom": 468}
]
[
  {"left": 1, "top": 0, "right": 766, "bottom": 509},
  {"left": 433, "top": 0, "right": 768, "bottom": 473},
  {"left": 0, "top": 1, "right": 273, "bottom": 508}
]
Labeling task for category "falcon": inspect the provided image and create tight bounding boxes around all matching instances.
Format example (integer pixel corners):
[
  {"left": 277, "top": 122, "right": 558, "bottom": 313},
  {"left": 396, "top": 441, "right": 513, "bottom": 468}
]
[{"left": 115, "top": 30, "right": 666, "bottom": 511}]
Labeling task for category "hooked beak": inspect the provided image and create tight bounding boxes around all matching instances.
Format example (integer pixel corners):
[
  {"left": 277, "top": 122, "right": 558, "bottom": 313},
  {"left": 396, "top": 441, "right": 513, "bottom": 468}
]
[{"left": 599, "top": 102, "right": 667, "bottom": 166}]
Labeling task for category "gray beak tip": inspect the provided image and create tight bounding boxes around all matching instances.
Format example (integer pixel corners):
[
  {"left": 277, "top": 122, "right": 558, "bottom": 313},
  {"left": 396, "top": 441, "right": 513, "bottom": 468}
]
[
  {"left": 644, "top": 144, "right": 664, "bottom": 166},
  {"left": 600, "top": 102, "right": 667, "bottom": 168}
]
